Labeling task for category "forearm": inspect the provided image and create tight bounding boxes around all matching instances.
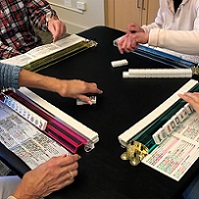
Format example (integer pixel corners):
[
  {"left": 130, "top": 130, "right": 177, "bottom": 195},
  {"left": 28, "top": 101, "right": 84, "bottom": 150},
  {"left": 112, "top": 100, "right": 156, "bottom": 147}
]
[
  {"left": 149, "top": 29, "right": 199, "bottom": 55},
  {"left": 19, "top": 69, "right": 62, "bottom": 93},
  {"left": 19, "top": 69, "right": 102, "bottom": 103}
]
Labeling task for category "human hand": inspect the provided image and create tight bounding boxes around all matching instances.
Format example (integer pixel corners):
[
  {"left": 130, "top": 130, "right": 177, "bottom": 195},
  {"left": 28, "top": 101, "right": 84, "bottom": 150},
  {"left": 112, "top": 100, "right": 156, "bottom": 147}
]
[
  {"left": 178, "top": 92, "right": 199, "bottom": 115},
  {"left": 48, "top": 19, "right": 66, "bottom": 42},
  {"left": 18, "top": 70, "right": 103, "bottom": 105},
  {"left": 127, "top": 22, "right": 145, "bottom": 34},
  {"left": 58, "top": 79, "right": 103, "bottom": 105},
  {"left": 118, "top": 31, "right": 149, "bottom": 54},
  {"left": 13, "top": 154, "right": 80, "bottom": 199}
]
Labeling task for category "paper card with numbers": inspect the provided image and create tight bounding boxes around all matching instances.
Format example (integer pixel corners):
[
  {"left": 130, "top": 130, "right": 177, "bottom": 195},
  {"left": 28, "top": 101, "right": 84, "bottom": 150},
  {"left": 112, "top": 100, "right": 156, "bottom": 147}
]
[{"left": 0, "top": 88, "right": 99, "bottom": 170}]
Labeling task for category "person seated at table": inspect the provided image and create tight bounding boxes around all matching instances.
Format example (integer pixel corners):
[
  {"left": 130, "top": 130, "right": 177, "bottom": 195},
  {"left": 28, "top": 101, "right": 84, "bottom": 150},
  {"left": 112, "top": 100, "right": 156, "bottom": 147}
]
[
  {"left": 117, "top": 1, "right": 199, "bottom": 197},
  {"left": 0, "top": 61, "right": 102, "bottom": 199},
  {"left": 117, "top": 0, "right": 199, "bottom": 60},
  {"left": 0, "top": 0, "right": 66, "bottom": 59}
]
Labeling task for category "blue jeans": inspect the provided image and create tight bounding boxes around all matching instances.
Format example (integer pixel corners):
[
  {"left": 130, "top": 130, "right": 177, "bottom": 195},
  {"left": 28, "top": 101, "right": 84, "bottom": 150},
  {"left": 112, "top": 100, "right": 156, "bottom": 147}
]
[{"left": 183, "top": 174, "right": 199, "bottom": 199}]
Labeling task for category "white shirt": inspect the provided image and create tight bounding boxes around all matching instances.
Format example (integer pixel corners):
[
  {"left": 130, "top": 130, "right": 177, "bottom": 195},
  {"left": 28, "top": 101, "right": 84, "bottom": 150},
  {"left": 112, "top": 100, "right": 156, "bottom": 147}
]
[{"left": 142, "top": 0, "right": 199, "bottom": 57}]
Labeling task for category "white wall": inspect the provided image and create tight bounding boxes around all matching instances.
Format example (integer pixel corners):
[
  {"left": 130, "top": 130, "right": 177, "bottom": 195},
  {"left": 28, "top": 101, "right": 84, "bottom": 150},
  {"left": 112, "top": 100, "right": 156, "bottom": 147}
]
[{"left": 48, "top": 0, "right": 105, "bottom": 34}]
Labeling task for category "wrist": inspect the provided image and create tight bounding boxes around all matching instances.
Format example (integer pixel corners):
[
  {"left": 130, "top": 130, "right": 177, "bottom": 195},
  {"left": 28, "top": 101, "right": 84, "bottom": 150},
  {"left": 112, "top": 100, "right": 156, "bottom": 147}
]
[
  {"left": 11, "top": 193, "right": 39, "bottom": 199},
  {"left": 12, "top": 185, "right": 39, "bottom": 199}
]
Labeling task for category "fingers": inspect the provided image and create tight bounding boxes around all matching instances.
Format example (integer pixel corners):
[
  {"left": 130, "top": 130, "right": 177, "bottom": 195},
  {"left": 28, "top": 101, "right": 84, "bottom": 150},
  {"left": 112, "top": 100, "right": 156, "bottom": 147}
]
[
  {"left": 58, "top": 80, "right": 103, "bottom": 99},
  {"left": 48, "top": 20, "right": 66, "bottom": 42},
  {"left": 68, "top": 170, "right": 75, "bottom": 181},
  {"left": 14, "top": 154, "right": 81, "bottom": 198},
  {"left": 179, "top": 92, "right": 199, "bottom": 103},
  {"left": 75, "top": 81, "right": 103, "bottom": 99},
  {"left": 48, "top": 154, "right": 80, "bottom": 183},
  {"left": 55, "top": 154, "right": 81, "bottom": 167},
  {"left": 118, "top": 31, "right": 148, "bottom": 54},
  {"left": 75, "top": 82, "right": 103, "bottom": 105},
  {"left": 53, "top": 24, "right": 66, "bottom": 42},
  {"left": 84, "top": 82, "right": 103, "bottom": 94},
  {"left": 66, "top": 169, "right": 78, "bottom": 183},
  {"left": 118, "top": 34, "right": 138, "bottom": 54},
  {"left": 45, "top": 154, "right": 80, "bottom": 176},
  {"left": 178, "top": 92, "right": 199, "bottom": 115},
  {"left": 77, "top": 95, "right": 93, "bottom": 105},
  {"left": 60, "top": 163, "right": 78, "bottom": 182},
  {"left": 118, "top": 35, "right": 128, "bottom": 54},
  {"left": 53, "top": 155, "right": 79, "bottom": 187},
  {"left": 56, "top": 169, "right": 78, "bottom": 188},
  {"left": 127, "top": 22, "right": 138, "bottom": 33}
]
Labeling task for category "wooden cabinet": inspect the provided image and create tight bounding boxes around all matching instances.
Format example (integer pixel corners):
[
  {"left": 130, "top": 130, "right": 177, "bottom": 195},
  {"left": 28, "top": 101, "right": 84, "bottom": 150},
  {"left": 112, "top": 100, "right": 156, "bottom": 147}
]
[{"left": 105, "top": 0, "right": 159, "bottom": 31}]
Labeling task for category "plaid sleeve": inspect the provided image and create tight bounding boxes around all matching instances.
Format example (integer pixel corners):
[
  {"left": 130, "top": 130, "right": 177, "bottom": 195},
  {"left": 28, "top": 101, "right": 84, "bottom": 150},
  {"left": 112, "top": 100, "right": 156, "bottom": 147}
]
[
  {"left": 27, "top": 0, "right": 58, "bottom": 31},
  {"left": 0, "top": 41, "right": 21, "bottom": 60}
]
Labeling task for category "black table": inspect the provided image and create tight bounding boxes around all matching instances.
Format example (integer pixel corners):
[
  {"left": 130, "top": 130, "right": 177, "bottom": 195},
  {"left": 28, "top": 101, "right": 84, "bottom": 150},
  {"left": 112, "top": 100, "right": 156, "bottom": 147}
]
[{"left": 1, "top": 26, "right": 199, "bottom": 199}]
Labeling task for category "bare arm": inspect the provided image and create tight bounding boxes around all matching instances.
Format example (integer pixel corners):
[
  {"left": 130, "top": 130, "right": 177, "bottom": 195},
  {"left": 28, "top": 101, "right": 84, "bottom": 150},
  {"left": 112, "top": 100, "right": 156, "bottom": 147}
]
[{"left": 18, "top": 69, "right": 103, "bottom": 104}]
